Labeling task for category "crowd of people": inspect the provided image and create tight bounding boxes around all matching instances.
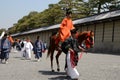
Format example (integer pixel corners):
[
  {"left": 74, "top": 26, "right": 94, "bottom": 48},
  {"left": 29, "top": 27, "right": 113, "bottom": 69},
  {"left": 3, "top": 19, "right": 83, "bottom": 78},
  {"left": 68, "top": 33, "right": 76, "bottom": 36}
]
[{"left": 0, "top": 34, "right": 47, "bottom": 64}]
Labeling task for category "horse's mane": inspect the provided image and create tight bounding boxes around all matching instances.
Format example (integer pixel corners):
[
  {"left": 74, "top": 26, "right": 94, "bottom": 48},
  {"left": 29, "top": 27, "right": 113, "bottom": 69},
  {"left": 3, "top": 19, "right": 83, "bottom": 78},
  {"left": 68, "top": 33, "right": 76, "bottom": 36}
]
[
  {"left": 76, "top": 31, "right": 91, "bottom": 44},
  {"left": 76, "top": 31, "right": 88, "bottom": 38},
  {"left": 78, "top": 30, "right": 94, "bottom": 37},
  {"left": 80, "top": 31, "right": 90, "bottom": 35}
]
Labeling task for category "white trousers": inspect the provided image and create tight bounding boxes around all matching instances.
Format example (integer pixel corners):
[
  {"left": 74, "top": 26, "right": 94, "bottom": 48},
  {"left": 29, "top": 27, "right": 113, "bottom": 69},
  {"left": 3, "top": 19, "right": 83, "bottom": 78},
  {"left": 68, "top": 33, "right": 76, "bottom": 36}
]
[
  {"left": 66, "top": 51, "right": 79, "bottom": 79},
  {"left": 25, "top": 49, "right": 31, "bottom": 59}
]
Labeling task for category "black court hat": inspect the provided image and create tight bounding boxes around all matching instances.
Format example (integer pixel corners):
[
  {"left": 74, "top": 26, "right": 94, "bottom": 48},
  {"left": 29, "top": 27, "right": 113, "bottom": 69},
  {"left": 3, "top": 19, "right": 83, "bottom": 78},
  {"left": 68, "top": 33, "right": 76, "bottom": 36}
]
[{"left": 66, "top": 8, "right": 72, "bottom": 15}]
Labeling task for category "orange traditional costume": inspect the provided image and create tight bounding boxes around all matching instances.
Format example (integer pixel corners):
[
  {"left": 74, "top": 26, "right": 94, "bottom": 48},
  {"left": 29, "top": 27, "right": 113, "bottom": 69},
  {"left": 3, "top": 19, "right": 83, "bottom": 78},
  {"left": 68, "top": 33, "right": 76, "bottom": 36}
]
[
  {"left": 58, "top": 8, "right": 79, "bottom": 79},
  {"left": 59, "top": 17, "right": 75, "bottom": 42},
  {"left": 55, "top": 17, "right": 75, "bottom": 46},
  {"left": 8, "top": 35, "right": 14, "bottom": 44}
]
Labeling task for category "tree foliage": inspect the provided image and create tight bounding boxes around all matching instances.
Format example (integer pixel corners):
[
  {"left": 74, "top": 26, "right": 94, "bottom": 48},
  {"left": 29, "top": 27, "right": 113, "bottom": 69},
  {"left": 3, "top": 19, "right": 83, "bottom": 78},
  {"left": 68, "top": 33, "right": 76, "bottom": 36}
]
[
  {"left": 8, "top": 0, "right": 120, "bottom": 34},
  {"left": 87, "top": 0, "right": 120, "bottom": 14},
  {"left": 0, "top": 28, "right": 6, "bottom": 34}
]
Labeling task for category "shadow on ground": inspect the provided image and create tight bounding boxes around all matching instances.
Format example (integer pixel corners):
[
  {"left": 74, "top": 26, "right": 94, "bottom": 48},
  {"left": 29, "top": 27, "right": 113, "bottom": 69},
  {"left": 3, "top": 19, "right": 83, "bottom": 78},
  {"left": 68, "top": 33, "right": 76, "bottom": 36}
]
[{"left": 38, "top": 70, "right": 71, "bottom": 80}]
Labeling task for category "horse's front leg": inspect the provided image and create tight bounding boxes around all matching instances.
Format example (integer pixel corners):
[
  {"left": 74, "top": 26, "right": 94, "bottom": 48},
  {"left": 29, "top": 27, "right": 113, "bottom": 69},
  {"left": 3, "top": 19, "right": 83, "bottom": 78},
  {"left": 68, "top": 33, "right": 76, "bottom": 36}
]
[{"left": 55, "top": 50, "right": 62, "bottom": 72}]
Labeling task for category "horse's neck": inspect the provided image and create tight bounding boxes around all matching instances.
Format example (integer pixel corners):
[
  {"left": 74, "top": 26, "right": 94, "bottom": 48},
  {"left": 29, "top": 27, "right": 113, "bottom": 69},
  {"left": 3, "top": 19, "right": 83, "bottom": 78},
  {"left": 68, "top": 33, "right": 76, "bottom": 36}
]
[
  {"left": 51, "top": 35, "right": 57, "bottom": 40},
  {"left": 78, "top": 32, "right": 88, "bottom": 44}
]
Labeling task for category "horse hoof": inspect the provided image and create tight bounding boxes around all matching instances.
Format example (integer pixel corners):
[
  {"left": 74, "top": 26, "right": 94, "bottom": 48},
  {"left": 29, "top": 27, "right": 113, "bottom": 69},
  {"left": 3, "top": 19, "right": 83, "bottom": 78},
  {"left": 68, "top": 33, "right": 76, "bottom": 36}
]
[
  {"left": 57, "top": 68, "right": 60, "bottom": 72},
  {"left": 52, "top": 70, "right": 55, "bottom": 72}
]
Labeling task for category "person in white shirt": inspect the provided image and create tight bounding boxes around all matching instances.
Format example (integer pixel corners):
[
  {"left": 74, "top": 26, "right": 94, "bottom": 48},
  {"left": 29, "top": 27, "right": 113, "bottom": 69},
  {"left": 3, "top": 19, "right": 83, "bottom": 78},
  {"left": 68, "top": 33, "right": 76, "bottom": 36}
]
[{"left": 23, "top": 37, "right": 33, "bottom": 60}]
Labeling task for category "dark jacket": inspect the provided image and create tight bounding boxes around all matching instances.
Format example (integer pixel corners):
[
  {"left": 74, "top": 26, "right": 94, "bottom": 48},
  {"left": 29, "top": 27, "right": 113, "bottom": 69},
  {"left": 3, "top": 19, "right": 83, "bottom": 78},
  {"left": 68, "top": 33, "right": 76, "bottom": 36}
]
[
  {"left": 0, "top": 38, "right": 11, "bottom": 53},
  {"left": 61, "top": 36, "right": 80, "bottom": 66},
  {"left": 34, "top": 40, "right": 43, "bottom": 53},
  {"left": 61, "top": 36, "right": 80, "bottom": 54}
]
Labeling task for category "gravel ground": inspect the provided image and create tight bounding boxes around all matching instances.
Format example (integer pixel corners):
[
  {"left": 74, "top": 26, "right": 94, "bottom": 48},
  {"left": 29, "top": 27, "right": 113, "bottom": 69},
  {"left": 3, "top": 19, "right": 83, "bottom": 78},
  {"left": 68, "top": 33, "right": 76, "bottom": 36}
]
[{"left": 0, "top": 49, "right": 120, "bottom": 80}]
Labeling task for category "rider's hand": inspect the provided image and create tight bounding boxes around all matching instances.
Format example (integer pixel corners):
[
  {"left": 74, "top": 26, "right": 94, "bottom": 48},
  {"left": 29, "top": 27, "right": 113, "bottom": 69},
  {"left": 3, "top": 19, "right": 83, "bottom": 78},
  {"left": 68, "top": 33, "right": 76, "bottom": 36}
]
[
  {"left": 69, "top": 48, "right": 74, "bottom": 52},
  {"left": 79, "top": 46, "right": 85, "bottom": 52}
]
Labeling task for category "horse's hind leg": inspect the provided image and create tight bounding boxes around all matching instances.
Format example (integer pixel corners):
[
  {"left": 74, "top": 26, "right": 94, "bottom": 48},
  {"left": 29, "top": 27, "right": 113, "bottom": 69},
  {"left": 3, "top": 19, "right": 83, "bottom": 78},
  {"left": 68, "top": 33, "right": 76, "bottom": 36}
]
[
  {"left": 50, "top": 51, "right": 54, "bottom": 72},
  {"left": 56, "top": 50, "right": 62, "bottom": 72}
]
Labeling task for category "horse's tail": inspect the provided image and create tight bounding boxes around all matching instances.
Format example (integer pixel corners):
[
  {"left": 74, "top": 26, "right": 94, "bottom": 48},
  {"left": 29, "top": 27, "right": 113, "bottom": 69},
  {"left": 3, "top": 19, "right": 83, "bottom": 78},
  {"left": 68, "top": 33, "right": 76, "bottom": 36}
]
[
  {"left": 47, "top": 36, "right": 52, "bottom": 58},
  {"left": 47, "top": 31, "right": 58, "bottom": 58},
  {"left": 47, "top": 45, "right": 51, "bottom": 58}
]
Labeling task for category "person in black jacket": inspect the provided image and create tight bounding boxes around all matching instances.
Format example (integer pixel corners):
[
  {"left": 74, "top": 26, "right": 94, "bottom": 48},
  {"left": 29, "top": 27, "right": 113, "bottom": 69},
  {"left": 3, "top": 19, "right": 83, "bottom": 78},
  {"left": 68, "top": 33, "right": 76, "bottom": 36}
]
[{"left": 61, "top": 29, "right": 84, "bottom": 80}]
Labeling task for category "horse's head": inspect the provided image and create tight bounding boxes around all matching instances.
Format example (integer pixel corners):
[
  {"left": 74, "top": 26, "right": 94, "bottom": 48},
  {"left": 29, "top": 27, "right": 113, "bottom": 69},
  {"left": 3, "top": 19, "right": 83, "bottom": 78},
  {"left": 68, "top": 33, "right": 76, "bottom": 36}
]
[
  {"left": 77, "top": 30, "right": 94, "bottom": 49},
  {"left": 86, "top": 30, "right": 94, "bottom": 49}
]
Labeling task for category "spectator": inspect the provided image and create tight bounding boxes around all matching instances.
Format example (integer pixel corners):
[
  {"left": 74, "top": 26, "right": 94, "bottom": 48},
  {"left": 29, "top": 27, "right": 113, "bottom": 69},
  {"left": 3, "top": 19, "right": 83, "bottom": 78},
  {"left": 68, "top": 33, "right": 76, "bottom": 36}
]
[
  {"left": 33, "top": 36, "right": 44, "bottom": 61},
  {"left": 0, "top": 33, "right": 11, "bottom": 64},
  {"left": 23, "top": 37, "right": 33, "bottom": 60}
]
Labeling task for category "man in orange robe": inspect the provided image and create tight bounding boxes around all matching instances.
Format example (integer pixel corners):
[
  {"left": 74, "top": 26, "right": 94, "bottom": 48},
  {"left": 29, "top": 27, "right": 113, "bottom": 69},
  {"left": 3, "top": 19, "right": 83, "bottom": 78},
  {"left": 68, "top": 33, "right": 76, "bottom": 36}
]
[
  {"left": 56, "top": 8, "right": 75, "bottom": 46},
  {"left": 59, "top": 16, "right": 75, "bottom": 42}
]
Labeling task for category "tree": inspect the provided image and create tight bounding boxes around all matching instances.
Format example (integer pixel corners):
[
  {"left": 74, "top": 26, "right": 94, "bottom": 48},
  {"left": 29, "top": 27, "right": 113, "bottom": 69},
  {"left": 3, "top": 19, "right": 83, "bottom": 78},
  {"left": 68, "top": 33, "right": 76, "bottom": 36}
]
[
  {"left": 87, "top": 0, "right": 119, "bottom": 14},
  {"left": 8, "top": 0, "right": 120, "bottom": 34},
  {"left": 0, "top": 28, "right": 6, "bottom": 34},
  {"left": 58, "top": 0, "right": 87, "bottom": 18}
]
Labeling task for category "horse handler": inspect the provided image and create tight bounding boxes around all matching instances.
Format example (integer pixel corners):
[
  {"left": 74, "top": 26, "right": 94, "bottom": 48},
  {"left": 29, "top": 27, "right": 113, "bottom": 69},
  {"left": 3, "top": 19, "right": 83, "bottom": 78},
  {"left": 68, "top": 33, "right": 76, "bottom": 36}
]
[{"left": 61, "top": 29, "right": 85, "bottom": 80}]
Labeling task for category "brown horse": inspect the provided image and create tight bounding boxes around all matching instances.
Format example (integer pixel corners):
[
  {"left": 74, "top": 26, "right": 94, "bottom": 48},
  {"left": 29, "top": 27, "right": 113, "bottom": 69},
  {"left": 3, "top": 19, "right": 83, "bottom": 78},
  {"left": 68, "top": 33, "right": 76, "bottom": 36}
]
[{"left": 47, "top": 30, "right": 94, "bottom": 72}]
